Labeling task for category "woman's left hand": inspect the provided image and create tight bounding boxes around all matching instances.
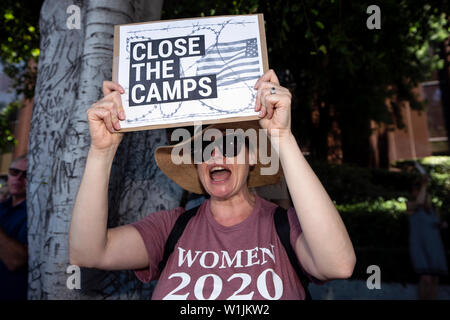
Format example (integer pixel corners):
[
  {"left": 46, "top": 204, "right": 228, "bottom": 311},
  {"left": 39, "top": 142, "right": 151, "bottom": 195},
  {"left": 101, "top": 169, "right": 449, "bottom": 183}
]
[{"left": 254, "top": 69, "right": 292, "bottom": 138}]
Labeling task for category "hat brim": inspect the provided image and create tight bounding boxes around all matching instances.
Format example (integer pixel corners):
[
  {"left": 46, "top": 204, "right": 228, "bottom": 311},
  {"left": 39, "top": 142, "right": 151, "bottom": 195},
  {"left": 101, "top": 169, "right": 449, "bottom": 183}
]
[{"left": 155, "top": 120, "right": 283, "bottom": 194}]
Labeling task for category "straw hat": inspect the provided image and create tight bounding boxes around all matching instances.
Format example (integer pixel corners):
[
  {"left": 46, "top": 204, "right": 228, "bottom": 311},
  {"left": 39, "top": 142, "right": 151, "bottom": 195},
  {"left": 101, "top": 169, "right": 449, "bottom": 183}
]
[{"left": 155, "top": 120, "right": 283, "bottom": 194}]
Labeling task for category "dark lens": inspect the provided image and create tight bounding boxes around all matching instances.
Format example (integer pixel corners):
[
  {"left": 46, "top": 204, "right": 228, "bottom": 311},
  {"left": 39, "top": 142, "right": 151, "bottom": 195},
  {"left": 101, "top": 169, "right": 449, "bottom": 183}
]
[
  {"left": 190, "top": 138, "right": 220, "bottom": 162},
  {"left": 191, "top": 138, "right": 203, "bottom": 163},
  {"left": 9, "top": 168, "right": 25, "bottom": 178},
  {"left": 191, "top": 134, "right": 246, "bottom": 161},
  {"left": 206, "top": 138, "right": 223, "bottom": 161},
  {"left": 223, "top": 134, "right": 244, "bottom": 158}
]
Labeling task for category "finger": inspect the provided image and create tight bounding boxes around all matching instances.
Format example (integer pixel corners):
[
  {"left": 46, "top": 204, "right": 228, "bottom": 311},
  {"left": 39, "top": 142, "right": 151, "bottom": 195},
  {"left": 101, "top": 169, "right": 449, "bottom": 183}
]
[
  {"left": 255, "top": 87, "right": 263, "bottom": 112},
  {"left": 98, "top": 108, "right": 116, "bottom": 133},
  {"left": 256, "top": 86, "right": 268, "bottom": 114},
  {"left": 106, "top": 90, "right": 126, "bottom": 121},
  {"left": 258, "top": 88, "right": 270, "bottom": 118},
  {"left": 98, "top": 90, "right": 125, "bottom": 124},
  {"left": 254, "top": 69, "right": 280, "bottom": 89},
  {"left": 258, "top": 104, "right": 267, "bottom": 118},
  {"left": 257, "top": 81, "right": 290, "bottom": 95},
  {"left": 265, "top": 93, "right": 291, "bottom": 118},
  {"left": 102, "top": 81, "right": 125, "bottom": 96},
  {"left": 265, "top": 92, "right": 291, "bottom": 105},
  {"left": 256, "top": 85, "right": 288, "bottom": 110},
  {"left": 107, "top": 103, "right": 121, "bottom": 131},
  {"left": 90, "top": 101, "right": 120, "bottom": 132},
  {"left": 260, "top": 89, "right": 278, "bottom": 120},
  {"left": 97, "top": 101, "right": 121, "bottom": 131},
  {"left": 88, "top": 106, "right": 116, "bottom": 133},
  {"left": 264, "top": 95, "right": 275, "bottom": 120}
]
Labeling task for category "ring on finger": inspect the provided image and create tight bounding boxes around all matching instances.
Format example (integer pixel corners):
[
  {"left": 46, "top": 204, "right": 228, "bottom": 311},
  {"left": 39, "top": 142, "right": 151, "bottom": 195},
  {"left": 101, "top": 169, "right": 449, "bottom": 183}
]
[{"left": 270, "top": 87, "right": 276, "bottom": 95}]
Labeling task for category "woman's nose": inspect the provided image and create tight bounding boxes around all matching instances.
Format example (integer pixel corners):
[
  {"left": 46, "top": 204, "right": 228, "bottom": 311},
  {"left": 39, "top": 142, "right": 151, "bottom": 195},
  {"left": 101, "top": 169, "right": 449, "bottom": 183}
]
[{"left": 208, "top": 146, "right": 224, "bottom": 162}]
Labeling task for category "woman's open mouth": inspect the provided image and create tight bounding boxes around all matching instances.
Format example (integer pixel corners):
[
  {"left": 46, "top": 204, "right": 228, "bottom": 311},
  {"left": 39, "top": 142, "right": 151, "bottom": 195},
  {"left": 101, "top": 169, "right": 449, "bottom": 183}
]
[{"left": 209, "top": 165, "right": 232, "bottom": 182}]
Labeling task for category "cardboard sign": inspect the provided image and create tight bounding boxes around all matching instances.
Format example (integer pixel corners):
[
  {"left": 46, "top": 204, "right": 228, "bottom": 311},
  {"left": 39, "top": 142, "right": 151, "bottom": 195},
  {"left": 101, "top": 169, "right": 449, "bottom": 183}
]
[{"left": 113, "top": 14, "right": 268, "bottom": 131}]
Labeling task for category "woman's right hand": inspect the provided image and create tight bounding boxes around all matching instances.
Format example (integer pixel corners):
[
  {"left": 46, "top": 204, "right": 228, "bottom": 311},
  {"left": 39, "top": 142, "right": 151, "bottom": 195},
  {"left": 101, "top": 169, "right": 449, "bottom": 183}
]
[{"left": 86, "top": 81, "right": 126, "bottom": 152}]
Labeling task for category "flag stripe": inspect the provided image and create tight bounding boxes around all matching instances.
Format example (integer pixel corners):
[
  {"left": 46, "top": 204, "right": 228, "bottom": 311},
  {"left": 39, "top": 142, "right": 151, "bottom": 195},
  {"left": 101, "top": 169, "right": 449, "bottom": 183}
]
[
  {"left": 216, "top": 68, "right": 261, "bottom": 81},
  {"left": 197, "top": 51, "right": 245, "bottom": 64},
  {"left": 197, "top": 53, "right": 255, "bottom": 75},
  {"left": 196, "top": 38, "right": 260, "bottom": 88},
  {"left": 217, "top": 75, "right": 260, "bottom": 87},
  {"left": 206, "top": 45, "right": 247, "bottom": 54},
  {"left": 213, "top": 38, "right": 250, "bottom": 47},
  {"left": 197, "top": 58, "right": 259, "bottom": 73}
]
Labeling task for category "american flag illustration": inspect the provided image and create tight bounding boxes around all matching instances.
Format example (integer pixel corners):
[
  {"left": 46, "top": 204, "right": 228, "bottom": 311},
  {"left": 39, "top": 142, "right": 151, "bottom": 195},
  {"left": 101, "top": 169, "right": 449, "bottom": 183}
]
[{"left": 196, "top": 38, "right": 261, "bottom": 87}]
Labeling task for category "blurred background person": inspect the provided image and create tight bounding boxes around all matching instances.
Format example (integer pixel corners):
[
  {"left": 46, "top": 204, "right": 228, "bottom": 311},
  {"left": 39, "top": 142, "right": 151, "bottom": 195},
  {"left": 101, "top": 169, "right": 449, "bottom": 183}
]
[
  {"left": 406, "top": 173, "right": 448, "bottom": 299},
  {"left": 0, "top": 154, "right": 28, "bottom": 300},
  {"left": 0, "top": 185, "right": 9, "bottom": 203}
]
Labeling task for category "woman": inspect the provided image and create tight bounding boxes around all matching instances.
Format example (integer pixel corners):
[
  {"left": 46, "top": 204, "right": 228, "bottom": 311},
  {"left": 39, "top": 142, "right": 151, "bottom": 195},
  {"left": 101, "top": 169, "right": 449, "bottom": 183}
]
[
  {"left": 406, "top": 174, "right": 448, "bottom": 300},
  {"left": 69, "top": 70, "right": 356, "bottom": 300}
]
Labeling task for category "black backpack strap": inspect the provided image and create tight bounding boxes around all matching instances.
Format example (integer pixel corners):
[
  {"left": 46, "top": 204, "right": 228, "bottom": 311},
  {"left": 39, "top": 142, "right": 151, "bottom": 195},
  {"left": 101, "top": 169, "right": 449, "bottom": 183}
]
[
  {"left": 274, "top": 206, "right": 312, "bottom": 300},
  {"left": 158, "top": 205, "right": 200, "bottom": 274}
]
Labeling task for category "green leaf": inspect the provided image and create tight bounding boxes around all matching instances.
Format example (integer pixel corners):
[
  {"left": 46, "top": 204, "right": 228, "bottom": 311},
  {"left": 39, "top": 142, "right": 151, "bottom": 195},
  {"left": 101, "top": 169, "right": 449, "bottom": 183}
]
[
  {"left": 31, "top": 48, "right": 39, "bottom": 57},
  {"left": 4, "top": 11, "right": 14, "bottom": 21},
  {"left": 315, "top": 21, "right": 325, "bottom": 29},
  {"left": 318, "top": 45, "right": 327, "bottom": 54}
]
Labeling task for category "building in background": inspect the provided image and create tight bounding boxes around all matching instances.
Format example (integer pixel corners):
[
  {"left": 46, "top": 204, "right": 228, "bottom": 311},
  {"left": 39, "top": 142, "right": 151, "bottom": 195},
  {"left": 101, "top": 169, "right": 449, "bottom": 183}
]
[
  {"left": 422, "top": 80, "right": 449, "bottom": 155},
  {"left": 369, "top": 73, "right": 448, "bottom": 168}
]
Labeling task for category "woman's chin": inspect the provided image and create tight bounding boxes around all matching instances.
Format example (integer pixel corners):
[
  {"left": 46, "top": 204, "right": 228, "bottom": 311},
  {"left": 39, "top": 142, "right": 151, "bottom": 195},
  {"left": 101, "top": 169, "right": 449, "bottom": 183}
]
[
  {"left": 206, "top": 182, "right": 236, "bottom": 199},
  {"left": 209, "top": 189, "right": 233, "bottom": 200}
]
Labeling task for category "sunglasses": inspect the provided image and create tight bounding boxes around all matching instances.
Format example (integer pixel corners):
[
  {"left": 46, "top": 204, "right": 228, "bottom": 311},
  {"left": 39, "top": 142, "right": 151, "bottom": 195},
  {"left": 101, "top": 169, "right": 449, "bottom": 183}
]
[
  {"left": 9, "top": 168, "right": 27, "bottom": 179},
  {"left": 191, "top": 133, "right": 249, "bottom": 162}
]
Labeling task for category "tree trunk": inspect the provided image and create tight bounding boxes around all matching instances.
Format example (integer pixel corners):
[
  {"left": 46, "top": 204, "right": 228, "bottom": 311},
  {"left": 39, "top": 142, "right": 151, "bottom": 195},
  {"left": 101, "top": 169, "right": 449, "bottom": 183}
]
[{"left": 28, "top": 0, "right": 181, "bottom": 300}]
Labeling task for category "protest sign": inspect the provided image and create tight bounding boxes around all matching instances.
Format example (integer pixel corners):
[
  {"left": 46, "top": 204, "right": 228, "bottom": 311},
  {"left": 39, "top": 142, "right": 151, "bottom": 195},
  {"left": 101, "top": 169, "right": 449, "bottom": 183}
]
[{"left": 113, "top": 14, "right": 268, "bottom": 131}]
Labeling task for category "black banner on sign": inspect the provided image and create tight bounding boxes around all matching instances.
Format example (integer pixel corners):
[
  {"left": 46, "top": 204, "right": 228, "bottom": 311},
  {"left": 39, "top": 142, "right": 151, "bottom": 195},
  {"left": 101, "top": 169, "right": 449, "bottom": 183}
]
[
  {"left": 129, "top": 35, "right": 217, "bottom": 107},
  {"left": 130, "top": 75, "right": 217, "bottom": 105}
]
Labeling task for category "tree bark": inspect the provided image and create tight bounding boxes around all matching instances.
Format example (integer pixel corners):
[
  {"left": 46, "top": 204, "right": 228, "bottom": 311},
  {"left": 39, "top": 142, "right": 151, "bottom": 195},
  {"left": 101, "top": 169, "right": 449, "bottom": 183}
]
[{"left": 28, "top": 0, "right": 180, "bottom": 300}]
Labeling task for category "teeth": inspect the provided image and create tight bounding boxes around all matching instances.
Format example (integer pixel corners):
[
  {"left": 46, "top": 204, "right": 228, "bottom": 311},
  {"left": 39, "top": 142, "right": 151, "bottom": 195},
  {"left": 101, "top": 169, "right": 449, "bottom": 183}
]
[{"left": 210, "top": 166, "right": 226, "bottom": 172}]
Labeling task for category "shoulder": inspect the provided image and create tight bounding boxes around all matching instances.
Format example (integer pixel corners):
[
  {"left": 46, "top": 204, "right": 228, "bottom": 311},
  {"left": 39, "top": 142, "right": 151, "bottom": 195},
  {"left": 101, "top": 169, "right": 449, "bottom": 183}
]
[
  {"left": 132, "top": 206, "right": 186, "bottom": 233},
  {"left": 256, "top": 196, "right": 299, "bottom": 226},
  {"left": 256, "top": 195, "right": 278, "bottom": 215},
  {"left": 0, "top": 198, "right": 11, "bottom": 212}
]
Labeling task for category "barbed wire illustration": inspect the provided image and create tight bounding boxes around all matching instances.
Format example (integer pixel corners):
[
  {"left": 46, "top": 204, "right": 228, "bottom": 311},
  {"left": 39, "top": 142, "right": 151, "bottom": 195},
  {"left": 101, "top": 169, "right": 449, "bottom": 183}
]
[{"left": 121, "top": 17, "right": 261, "bottom": 125}]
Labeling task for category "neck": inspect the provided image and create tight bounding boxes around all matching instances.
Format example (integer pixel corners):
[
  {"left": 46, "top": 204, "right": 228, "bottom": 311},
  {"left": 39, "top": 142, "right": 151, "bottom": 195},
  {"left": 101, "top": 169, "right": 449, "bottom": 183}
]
[
  {"left": 11, "top": 195, "right": 25, "bottom": 207},
  {"left": 209, "top": 188, "right": 256, "bottom": 227}
]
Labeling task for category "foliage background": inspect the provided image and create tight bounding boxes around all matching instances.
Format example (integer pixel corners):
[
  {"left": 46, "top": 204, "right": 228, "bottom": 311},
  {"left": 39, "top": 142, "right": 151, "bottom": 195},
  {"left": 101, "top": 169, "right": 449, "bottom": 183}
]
[
  {"left": 310, "top": 156, "right": 450, "bottom": 284},
  {"left": 162, "top": 0, "right": 449, "bottom": 165},
  {"left": 0, "top": 0, "right": 43, "bottom": 151},
  {"left": 0, "top": 0, "right": 448, "bottom": 285}
]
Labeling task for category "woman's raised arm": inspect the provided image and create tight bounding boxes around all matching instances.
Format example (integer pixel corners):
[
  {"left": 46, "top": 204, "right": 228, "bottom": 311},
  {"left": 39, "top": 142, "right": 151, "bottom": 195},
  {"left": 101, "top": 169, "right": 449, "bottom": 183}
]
[
  {"left": 255, "top": 70, "right": 356, "bottom": 281},
  {"left": 69, "top": 81, "right": 148, "bottom": 270}
]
